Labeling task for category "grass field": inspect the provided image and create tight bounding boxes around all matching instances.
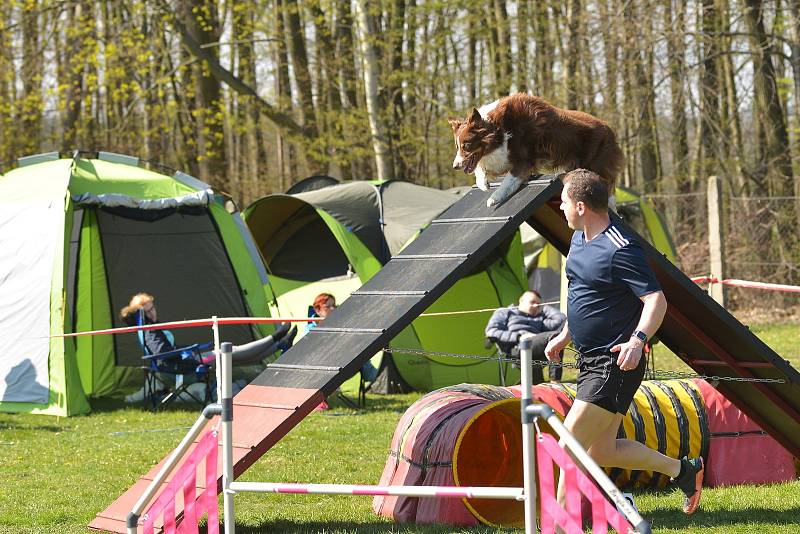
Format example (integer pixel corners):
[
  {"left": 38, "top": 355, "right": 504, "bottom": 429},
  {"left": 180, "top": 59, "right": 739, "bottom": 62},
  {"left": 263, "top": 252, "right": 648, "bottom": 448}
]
[{"left": 0, "top": 319, "right": 798, "bottom": 533}]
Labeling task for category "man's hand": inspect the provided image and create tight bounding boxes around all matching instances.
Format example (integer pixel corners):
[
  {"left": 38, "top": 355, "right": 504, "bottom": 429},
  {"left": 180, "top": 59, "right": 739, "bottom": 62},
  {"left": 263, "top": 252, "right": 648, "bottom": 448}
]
[
  {"left": 544, "top": 334, "right": 569, "bottom": 363},
  {"left": 611, "top": 338, "right": 644, "bottom": 371}
]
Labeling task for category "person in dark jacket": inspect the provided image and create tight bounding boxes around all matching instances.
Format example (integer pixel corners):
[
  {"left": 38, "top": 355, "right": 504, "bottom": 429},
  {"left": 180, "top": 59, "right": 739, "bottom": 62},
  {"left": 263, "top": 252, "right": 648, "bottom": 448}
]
[{"left": 485, "top": 290, "right": 566, "bottom": 383}]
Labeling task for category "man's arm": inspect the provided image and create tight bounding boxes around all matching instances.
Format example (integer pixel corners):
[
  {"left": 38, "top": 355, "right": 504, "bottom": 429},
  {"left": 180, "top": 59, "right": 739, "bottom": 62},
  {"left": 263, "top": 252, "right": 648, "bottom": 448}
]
[
  {"left": 611, "top": 290, "right": 667, "bottom": 371},
  {"left": 540, "top": 305, "right": 567, "bottom": 331},
  {"left": 544, "top": 320, "right": 571, "bottom": 362},
  {"left": 485, "top": 307, "right": 519, "bottom": 344}
]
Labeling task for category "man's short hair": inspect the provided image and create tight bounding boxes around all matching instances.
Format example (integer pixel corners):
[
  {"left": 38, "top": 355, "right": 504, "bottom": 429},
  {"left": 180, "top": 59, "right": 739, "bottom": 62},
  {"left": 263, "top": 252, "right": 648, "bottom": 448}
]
[{"left": 563, "top": 169, "right": 609, "bottom": 212}]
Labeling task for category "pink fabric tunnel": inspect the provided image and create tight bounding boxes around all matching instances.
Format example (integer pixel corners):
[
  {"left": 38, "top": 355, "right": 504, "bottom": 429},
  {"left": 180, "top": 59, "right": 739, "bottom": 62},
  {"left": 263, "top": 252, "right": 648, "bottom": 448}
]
[
  {"left": 536, "top": 433, "right": 633, "bottom": 534},
  {"left": 142, "top": 429, "right": 219, "bottom": 534}
]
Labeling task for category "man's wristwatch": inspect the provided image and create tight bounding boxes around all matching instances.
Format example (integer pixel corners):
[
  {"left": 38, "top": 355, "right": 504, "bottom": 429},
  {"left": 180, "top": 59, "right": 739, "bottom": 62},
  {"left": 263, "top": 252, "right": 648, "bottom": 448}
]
[{"left": 632, "top": 330, "right": 648, "bottom": 343}]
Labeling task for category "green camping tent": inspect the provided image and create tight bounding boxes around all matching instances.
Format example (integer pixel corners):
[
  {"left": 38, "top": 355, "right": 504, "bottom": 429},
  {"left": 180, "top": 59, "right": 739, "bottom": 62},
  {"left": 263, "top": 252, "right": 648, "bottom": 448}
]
[
  {"left": 244, "top": 179, "right": 529, "bottom": 391},
  {"left": 0, "top": 152, "right": 275, "bottom": 416}
]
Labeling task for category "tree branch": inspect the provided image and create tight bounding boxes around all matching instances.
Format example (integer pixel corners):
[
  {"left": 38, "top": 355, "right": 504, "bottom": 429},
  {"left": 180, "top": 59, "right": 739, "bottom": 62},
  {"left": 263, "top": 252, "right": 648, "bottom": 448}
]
[{"left": 154, "top": 0, "right": 307, "bottom": 136}]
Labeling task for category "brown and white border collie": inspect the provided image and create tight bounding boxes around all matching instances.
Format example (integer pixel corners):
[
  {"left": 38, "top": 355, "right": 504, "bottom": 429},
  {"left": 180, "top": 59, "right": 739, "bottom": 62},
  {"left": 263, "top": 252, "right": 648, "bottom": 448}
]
[{"left": 448, "top": 93, "right": 624, "bottom": 207}]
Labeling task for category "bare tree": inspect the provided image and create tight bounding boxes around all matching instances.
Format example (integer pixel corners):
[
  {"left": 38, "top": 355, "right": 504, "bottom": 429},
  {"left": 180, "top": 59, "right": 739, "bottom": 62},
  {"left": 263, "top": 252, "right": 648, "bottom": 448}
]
[
  {"left": 283, "top": 0, "right": 320, "bottom": 176},
  {"left": 354, "top": 0, "right": 394, "bottom": 181},
  {"left": 20, "top": 0, "right": 42, "bottom": 155},
  {"left": 564, "top": 0, "right": 581, "bottom": 108}
]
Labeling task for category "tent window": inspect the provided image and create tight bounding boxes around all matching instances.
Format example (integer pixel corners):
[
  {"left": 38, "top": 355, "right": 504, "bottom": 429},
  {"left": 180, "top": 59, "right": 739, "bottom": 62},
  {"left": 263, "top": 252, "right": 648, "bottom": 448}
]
[
  {"left": 93, "top": 207, "right": 256, "bottom": 366},
  {"left": 265, "top": 205, "right": 351, "bottom": 281}
]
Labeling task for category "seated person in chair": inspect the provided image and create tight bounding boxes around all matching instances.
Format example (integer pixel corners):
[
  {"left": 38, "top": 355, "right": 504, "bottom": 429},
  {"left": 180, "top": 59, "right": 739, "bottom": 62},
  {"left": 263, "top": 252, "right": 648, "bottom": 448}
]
[
  {"left": 121, "top": 292, "right": 296, "bottom": 402},
  {"left": 485, "top": 290, "right": 566, "bottom": 384}
]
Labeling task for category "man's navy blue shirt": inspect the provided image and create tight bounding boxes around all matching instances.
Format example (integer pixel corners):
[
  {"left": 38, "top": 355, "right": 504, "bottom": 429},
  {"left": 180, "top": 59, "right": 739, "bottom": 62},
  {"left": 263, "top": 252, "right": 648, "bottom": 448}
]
[{"left": 565, "top": 223, "right": 661, "bottom": 356}]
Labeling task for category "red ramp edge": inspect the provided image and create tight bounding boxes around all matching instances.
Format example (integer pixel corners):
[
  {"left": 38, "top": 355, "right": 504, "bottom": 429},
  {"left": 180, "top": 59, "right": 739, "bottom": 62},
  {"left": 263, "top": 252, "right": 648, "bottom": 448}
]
[{"left": 89, "top": 386, "right": 322, "bottom": 533}]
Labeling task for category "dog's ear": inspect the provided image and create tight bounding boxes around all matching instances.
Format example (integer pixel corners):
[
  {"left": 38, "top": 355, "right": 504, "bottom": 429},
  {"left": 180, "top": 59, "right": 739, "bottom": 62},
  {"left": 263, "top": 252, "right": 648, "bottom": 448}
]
[
  {"left": 447, "top": 118, "right": 462, "bottom": 133},
  {"left": 469, "top": 108, "right": 483, "bottom": 124}
]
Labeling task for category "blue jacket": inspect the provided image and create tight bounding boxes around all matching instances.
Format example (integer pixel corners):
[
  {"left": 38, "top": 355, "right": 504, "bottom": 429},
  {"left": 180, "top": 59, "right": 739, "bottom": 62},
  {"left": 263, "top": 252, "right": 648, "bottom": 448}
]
[{"left": 485, "top": 305, "right": 566, "bottom": 345}]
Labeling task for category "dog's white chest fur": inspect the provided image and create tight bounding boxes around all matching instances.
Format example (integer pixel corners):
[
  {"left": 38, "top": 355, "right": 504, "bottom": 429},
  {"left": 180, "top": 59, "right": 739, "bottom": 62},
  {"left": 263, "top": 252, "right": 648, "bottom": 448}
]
[
  {"left": 473, "top": 100, "right": 512, "bottom": 190},
  {"left": 474, "top": 132, "right": 513, "bottom": 191}
]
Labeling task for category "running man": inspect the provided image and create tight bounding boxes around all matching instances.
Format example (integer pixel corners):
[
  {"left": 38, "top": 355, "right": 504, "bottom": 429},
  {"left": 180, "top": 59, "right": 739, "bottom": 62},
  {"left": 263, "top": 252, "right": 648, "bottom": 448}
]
[{"left": 545, "top": 169, "right": 704, "bottom": 514}]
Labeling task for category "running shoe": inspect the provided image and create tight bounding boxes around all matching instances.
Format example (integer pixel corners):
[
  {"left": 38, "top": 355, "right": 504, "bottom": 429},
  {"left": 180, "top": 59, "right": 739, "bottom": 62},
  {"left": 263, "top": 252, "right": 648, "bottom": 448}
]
[{"left": 671, "top": 456, "right": 704, "bottom": 514}]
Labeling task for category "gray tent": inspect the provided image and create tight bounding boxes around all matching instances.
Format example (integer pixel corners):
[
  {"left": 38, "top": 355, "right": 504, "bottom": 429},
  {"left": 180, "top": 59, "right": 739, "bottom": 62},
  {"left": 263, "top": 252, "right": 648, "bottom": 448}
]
[{"left": 244, "top": 180, "right": 529, "bottom": 391}]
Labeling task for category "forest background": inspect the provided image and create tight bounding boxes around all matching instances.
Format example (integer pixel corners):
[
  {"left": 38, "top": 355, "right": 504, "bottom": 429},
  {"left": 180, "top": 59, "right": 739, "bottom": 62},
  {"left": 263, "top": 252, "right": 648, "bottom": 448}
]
[{"left": 1, "top": 0, "right": 799, "bottom": 310}]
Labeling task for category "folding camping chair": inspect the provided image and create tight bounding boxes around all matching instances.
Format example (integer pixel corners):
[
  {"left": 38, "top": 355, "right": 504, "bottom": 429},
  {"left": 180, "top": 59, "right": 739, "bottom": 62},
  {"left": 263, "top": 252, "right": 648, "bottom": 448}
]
[
  {"left": 136, "top": 310, "right": 214, "bottom": 411},
  {"left": 485, "top": 335, "right": 546, "bottom": 386}
]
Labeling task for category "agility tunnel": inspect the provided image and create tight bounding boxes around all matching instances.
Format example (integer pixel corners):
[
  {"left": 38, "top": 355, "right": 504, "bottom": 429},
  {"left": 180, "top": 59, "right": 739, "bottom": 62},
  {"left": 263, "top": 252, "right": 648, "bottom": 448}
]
[{"left": 374, "top": 380, "right": 797, "bottom": 527}]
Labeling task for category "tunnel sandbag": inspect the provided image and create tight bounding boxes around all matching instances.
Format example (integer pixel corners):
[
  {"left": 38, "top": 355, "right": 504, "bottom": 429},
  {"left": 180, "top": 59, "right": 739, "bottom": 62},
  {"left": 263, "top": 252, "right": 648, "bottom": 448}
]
[
  {"left": 694, "top": 379, "right": 797, "bottom": 486},
  {"left": 372, "top": 384, "right": 517, "bottom": 525}
]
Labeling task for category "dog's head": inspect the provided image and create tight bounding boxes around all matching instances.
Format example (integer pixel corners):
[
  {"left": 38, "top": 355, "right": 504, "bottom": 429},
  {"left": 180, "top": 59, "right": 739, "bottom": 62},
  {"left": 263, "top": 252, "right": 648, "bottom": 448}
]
[{"left": 448, "top": 108, "right": 499, "bottom": 174}]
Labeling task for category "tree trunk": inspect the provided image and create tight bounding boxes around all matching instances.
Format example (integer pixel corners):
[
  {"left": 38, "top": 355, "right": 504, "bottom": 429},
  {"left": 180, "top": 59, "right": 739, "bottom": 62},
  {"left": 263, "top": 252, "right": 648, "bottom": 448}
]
[
  {"left": 533, "top": 2, "right": 553, "bottom": 97},
  {"left": 790, "top": 0, "right": 800, "bottom": 147},
  {"left": 718, "top": 0, "right": 745, "bottom": 193},
  {"left": 60, "top": 1, "right": 87, "bottom": 149},
  {"left": 744, "top": 0, "right": 794, "bottom": 195},
  {"left": 564, "top": 0, "right": 581, "bottom": 108},
  {"left": 491, "top": 0, "right": 512, "bottom": 97},
  {"left": 233, "top": 1, "right": 261, "bottom": 203},
  {"left": 21, "top": 0, "right": 42, "bottom": 155},
  {"left": 697, "top": 0, "right": 721, "bottom": 181},
  {"left": 467, "top": 16, "right": 478, "bottom": 101},
  {"left": 334, "top": 0, "right": 358, "bottom": 111},
  {"left": 310, "top": 0, "right": 342, "bottom": 177},
  {"left": 620, "top": 1, "right": 637, "bottom": 186},
  {"left": 665, "top": 0, "right": 691, "bottom": 221},
  {"left": 633, "top": 2, "right": 660, "bottom": 190},
  {"left": 283, "top": 0, "right": 320, "bottom": 175},
  {"left": 354, "top": 0, "right": 395, "bottom": 181},
  {"left": 599, "top": 0, "right": 618, "bottom": 123},
  {"left": 333, "top": 0, "right": 360, "bottom": 179},
  {"left": 744, "top": 0, "right": 796, "bottom": 274},
  {"left": 388, "top": 0, "right": 408, "bottom": 179},
  {"left": 516, "top": 0, "right": 529, "bottom": 93},
  {"left": 182, "top": 0, "right": 226, "bottom": 189},
  {"left": 275, "top": 0, "right": 294, "bottom": 188},
  {"left": 0, "top": 1, "right": 13, "bottom": 160}
]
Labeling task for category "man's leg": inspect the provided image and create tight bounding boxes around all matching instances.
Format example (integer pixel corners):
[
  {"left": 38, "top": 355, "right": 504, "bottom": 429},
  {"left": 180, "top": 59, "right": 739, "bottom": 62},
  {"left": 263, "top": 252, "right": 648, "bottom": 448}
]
[{"left": 556, "top": 399, "right": 681, "bottom": 505}]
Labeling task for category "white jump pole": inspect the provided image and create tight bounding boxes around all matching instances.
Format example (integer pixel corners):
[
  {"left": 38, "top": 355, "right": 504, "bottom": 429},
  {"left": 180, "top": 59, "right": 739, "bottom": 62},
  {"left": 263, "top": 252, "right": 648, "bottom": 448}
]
[
  {"left": 218, "top": 339, "right": 235, "bottom": 534},
  {"left": 518, "top": 333, "right": 538, "bottom": 534},
  {"left": 227, "top": 482, "right": 523, "bottom": 499}
]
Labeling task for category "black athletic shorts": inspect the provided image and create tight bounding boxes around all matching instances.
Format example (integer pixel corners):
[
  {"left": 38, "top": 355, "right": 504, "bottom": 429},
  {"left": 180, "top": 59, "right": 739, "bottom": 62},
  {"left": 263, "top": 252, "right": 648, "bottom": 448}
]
[{"left": 575, "top": 351, "right": 646, "bottom": 414}]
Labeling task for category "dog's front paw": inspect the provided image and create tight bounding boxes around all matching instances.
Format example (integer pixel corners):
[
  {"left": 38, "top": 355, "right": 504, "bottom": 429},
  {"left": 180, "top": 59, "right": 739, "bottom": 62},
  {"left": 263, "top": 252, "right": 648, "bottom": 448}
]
[
  {"left": 474, "top": 167, "right": 489, "bottom": 191},
  {"left": 488, "top": 174, "right": 526, "bottom": 208}
]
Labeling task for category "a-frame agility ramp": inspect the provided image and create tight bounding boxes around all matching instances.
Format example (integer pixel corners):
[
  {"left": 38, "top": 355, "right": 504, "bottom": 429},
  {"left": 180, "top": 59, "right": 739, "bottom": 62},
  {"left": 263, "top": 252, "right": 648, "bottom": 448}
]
[{"left": 90, "top": 176, "right": 800, "bottom": 533}]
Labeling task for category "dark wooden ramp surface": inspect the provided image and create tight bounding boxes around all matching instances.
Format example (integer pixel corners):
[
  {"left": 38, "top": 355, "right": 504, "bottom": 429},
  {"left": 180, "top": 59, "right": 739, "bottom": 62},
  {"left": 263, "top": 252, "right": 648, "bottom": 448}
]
[
  {"left": 90, "top": 178, "right": 563, "bottom": 533},
  {"left": 91, "top": 176, "right": 800, "bottom": 533}
]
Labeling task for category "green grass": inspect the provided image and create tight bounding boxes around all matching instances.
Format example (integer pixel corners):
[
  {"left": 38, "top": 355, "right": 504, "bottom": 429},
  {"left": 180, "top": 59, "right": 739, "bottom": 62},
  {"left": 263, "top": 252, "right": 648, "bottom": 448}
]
[{"left": 0, "top": 321, "right": 798, "bottom": 533}]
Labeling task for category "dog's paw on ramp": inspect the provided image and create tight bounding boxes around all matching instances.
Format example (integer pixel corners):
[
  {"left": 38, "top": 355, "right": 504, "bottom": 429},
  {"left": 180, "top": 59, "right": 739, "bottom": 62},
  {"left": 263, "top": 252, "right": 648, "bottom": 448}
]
[{"left": 487, "top": 174, "right": 529, "bottom": 208}]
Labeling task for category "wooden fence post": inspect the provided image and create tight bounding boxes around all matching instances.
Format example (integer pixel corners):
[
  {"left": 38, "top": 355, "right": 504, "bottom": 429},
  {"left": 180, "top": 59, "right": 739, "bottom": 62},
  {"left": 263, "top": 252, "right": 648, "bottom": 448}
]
[{"left": 707, "top": 176, "right": 726, "bottom": 306}]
